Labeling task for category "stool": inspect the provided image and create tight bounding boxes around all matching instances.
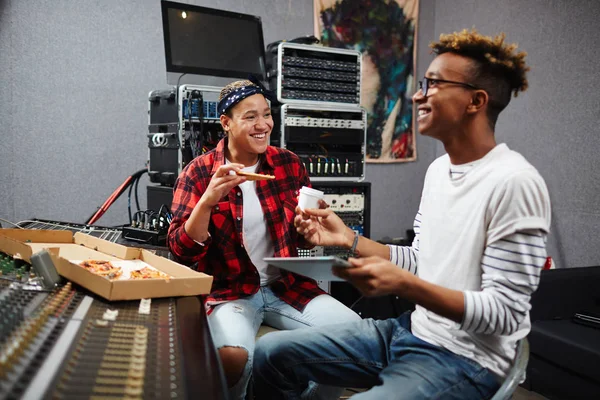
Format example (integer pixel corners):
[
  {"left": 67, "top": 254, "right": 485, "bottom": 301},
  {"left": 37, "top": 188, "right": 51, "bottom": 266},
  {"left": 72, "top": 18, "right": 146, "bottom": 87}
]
[
  {"left": 256, "top": 324, "right": 279, "bottom": 339},
  {"left": 491, "top": 338, "right": 529, "bottom": 400}
]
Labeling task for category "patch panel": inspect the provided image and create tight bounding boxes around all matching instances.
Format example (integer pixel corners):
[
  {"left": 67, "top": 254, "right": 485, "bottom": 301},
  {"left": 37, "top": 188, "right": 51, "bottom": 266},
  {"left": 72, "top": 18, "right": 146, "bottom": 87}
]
[
  {"left": 267, "top": 42, "right": 362, "bottom": 107},
  {"left": 182, "top": 98, "right": 201, "bottom": 119},
  {"left": 203, "top": 101, "right": 219, "bottom": 119},
  {"left": 278, "top": 104, "right": 366, "bottom": 182}
]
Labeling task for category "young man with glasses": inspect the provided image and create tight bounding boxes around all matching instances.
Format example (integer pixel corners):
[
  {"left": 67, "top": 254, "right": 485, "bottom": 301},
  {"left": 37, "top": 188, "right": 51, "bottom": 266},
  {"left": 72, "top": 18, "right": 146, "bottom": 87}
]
[{"left": 252, "top": 29, "right": 551, "bottom": 399}]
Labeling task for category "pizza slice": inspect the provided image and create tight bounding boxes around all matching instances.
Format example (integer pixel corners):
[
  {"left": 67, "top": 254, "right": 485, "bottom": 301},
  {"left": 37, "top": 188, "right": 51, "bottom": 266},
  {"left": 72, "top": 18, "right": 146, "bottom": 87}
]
[
  {"left": 79, "top": 260, "right": 123, "bottom": 280},
  {"left": 129, "top": 266, "right": 171, "bottom": 280},
  {"left": 235, "top": 171, "right": 276, "bottom": 181}
]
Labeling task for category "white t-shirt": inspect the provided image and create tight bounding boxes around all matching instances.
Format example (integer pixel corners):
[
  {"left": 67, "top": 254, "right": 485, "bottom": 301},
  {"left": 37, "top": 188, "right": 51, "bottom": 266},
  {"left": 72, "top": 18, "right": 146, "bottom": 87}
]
[
  {"left": 235, "top": 161, "right": 280, "bottom": 285},
  {"left": 409, "top": 144, "right": 551, "bottom": 377}
]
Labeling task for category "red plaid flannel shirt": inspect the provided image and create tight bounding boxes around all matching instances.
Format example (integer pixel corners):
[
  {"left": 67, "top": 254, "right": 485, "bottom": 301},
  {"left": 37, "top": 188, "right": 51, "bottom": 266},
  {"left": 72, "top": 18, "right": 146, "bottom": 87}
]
[{"left": 168, "top": 138, "right": 325, "bottom": 311}]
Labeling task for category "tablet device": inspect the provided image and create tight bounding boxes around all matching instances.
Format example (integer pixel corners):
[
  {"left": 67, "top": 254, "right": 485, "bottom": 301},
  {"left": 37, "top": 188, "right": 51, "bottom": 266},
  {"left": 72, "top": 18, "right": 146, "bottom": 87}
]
[{"left": 263, "top": 256, "right": 352, "bottom": 281}]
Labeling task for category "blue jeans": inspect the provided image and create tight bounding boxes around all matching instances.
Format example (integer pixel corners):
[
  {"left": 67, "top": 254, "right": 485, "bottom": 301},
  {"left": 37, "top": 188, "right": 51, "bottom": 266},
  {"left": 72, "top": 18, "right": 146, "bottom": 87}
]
[
  {"left": 208, "top": 286, "right": 360, "bottom": 400},
  {"left": 253, "top": 312, "right": 501, "bottom": 399}
]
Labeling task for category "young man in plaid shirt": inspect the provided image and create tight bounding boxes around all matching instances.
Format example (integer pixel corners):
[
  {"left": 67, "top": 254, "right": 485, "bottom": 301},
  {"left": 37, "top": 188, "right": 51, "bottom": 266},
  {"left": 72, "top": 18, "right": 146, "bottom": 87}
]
[{"left": 167, "top": 78, "right": 360, "bottom": 400}]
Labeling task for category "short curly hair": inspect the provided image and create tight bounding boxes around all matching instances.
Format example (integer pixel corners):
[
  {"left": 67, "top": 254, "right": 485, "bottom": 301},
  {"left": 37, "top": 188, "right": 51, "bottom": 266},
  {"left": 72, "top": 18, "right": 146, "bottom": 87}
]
[{"left": 430, "top": 29, "right": 530, "bottom": 126}]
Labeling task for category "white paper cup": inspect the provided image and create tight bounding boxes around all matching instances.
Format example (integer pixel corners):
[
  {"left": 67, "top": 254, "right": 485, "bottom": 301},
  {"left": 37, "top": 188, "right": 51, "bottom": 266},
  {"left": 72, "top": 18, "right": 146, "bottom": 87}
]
[{"left": 298, "top": 186, "right": 324, "bottom": 210}]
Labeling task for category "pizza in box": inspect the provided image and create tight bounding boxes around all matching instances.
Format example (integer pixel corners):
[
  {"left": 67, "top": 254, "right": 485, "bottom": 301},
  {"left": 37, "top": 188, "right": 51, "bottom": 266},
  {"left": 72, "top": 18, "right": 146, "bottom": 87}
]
[{"left": 75, "top": 259, "right": 171, "bottom": 281}]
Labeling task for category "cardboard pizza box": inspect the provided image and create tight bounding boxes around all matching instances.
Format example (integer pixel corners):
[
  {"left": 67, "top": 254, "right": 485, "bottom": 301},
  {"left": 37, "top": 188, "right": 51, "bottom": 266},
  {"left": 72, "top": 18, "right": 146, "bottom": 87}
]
[{"left": 0, "top": 229, "right": 212, "bottom": 301}]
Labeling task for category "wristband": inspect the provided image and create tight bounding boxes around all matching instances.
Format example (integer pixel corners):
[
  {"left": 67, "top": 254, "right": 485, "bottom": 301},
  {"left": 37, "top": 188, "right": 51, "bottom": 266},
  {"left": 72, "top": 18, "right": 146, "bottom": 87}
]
[{"left": 349, "top": 231, "right": 359, "bottom": 256}]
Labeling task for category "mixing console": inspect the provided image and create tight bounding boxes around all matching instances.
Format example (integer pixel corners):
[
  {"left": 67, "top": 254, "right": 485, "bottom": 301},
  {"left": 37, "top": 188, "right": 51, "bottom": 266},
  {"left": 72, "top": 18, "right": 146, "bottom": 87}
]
[
  {"left": 0, "top": 253, "right": 32, "bottom": 282},
  {"left": 0, "top": 249, "right": 227, "bottom": 399},
  {"left": 16, "top": 219, "right": 168, "bottom": 254},
  {"left": 45, "top": 296, "right": 183, "bottom": 399}
]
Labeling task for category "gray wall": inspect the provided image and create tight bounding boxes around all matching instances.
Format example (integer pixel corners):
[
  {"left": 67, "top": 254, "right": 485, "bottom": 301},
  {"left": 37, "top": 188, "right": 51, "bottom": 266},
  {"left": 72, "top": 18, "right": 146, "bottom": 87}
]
[
  {"left": 1, "top": 0, "right": 599, "bottom": 269},
  {"left": 0, "top": 0, "right": 315, "bottom": 226}
]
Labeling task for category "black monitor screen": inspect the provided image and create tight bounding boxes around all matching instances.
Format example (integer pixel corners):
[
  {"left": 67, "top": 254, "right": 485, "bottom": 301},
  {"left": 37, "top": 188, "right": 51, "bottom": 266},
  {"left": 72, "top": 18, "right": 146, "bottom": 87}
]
[{"left": 161, "top": 1, "right": 266, "bottom": 80}]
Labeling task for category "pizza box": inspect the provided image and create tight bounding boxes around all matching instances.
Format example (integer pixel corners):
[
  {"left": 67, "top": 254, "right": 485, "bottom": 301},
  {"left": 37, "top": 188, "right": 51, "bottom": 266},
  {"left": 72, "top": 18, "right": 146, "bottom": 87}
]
[{"left": 0, "top": 229, "right": 212, "bottom": 301}]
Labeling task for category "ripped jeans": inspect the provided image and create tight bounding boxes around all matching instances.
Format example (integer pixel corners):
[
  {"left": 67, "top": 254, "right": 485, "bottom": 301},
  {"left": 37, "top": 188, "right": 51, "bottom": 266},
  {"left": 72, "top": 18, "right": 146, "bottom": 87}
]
[{"left": 207, "top": 286, "right": 361, "bottom": 400}]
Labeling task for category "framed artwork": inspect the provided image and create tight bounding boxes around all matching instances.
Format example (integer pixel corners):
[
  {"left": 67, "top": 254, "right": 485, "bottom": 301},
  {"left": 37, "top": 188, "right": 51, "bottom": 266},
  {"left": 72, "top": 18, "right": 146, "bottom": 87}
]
[{"left": 314, "top": 0, "right": 418, "bottom": 163}]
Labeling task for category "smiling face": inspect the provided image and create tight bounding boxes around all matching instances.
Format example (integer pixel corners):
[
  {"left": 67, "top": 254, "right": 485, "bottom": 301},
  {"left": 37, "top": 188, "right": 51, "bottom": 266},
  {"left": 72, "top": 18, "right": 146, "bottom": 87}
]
[
  {"left": 412, "top": 52, "right": 479, "bottom": 141},
  {"left": 220, "top": 93, "right": 273, "bottom": 165}
]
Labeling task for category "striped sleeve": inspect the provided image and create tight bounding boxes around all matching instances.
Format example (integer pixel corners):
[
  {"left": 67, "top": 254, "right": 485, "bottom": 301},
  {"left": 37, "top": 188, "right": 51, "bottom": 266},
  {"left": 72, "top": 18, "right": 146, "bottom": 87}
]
[
  {"left": 461, "top": 229, "right": 547, "bottom": 335},
  {"left": 388, "top": 211, "right": 421, "bottom": 275}
]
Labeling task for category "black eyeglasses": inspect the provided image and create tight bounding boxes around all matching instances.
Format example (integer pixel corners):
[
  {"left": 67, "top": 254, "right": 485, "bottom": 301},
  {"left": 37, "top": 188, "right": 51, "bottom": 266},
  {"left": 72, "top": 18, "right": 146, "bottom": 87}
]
[{"left": 418, "top": 77, "right": 479, "bottom": 97}]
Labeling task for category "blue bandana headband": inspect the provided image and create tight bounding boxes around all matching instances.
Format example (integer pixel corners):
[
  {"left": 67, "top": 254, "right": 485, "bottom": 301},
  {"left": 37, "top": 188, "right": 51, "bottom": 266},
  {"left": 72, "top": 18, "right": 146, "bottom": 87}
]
[
  {"left": 217, "top": 76, "right": 278, "bottom": 116},
  {"left": 217, "top": 85, "right": 264, "bottom": 116}
]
